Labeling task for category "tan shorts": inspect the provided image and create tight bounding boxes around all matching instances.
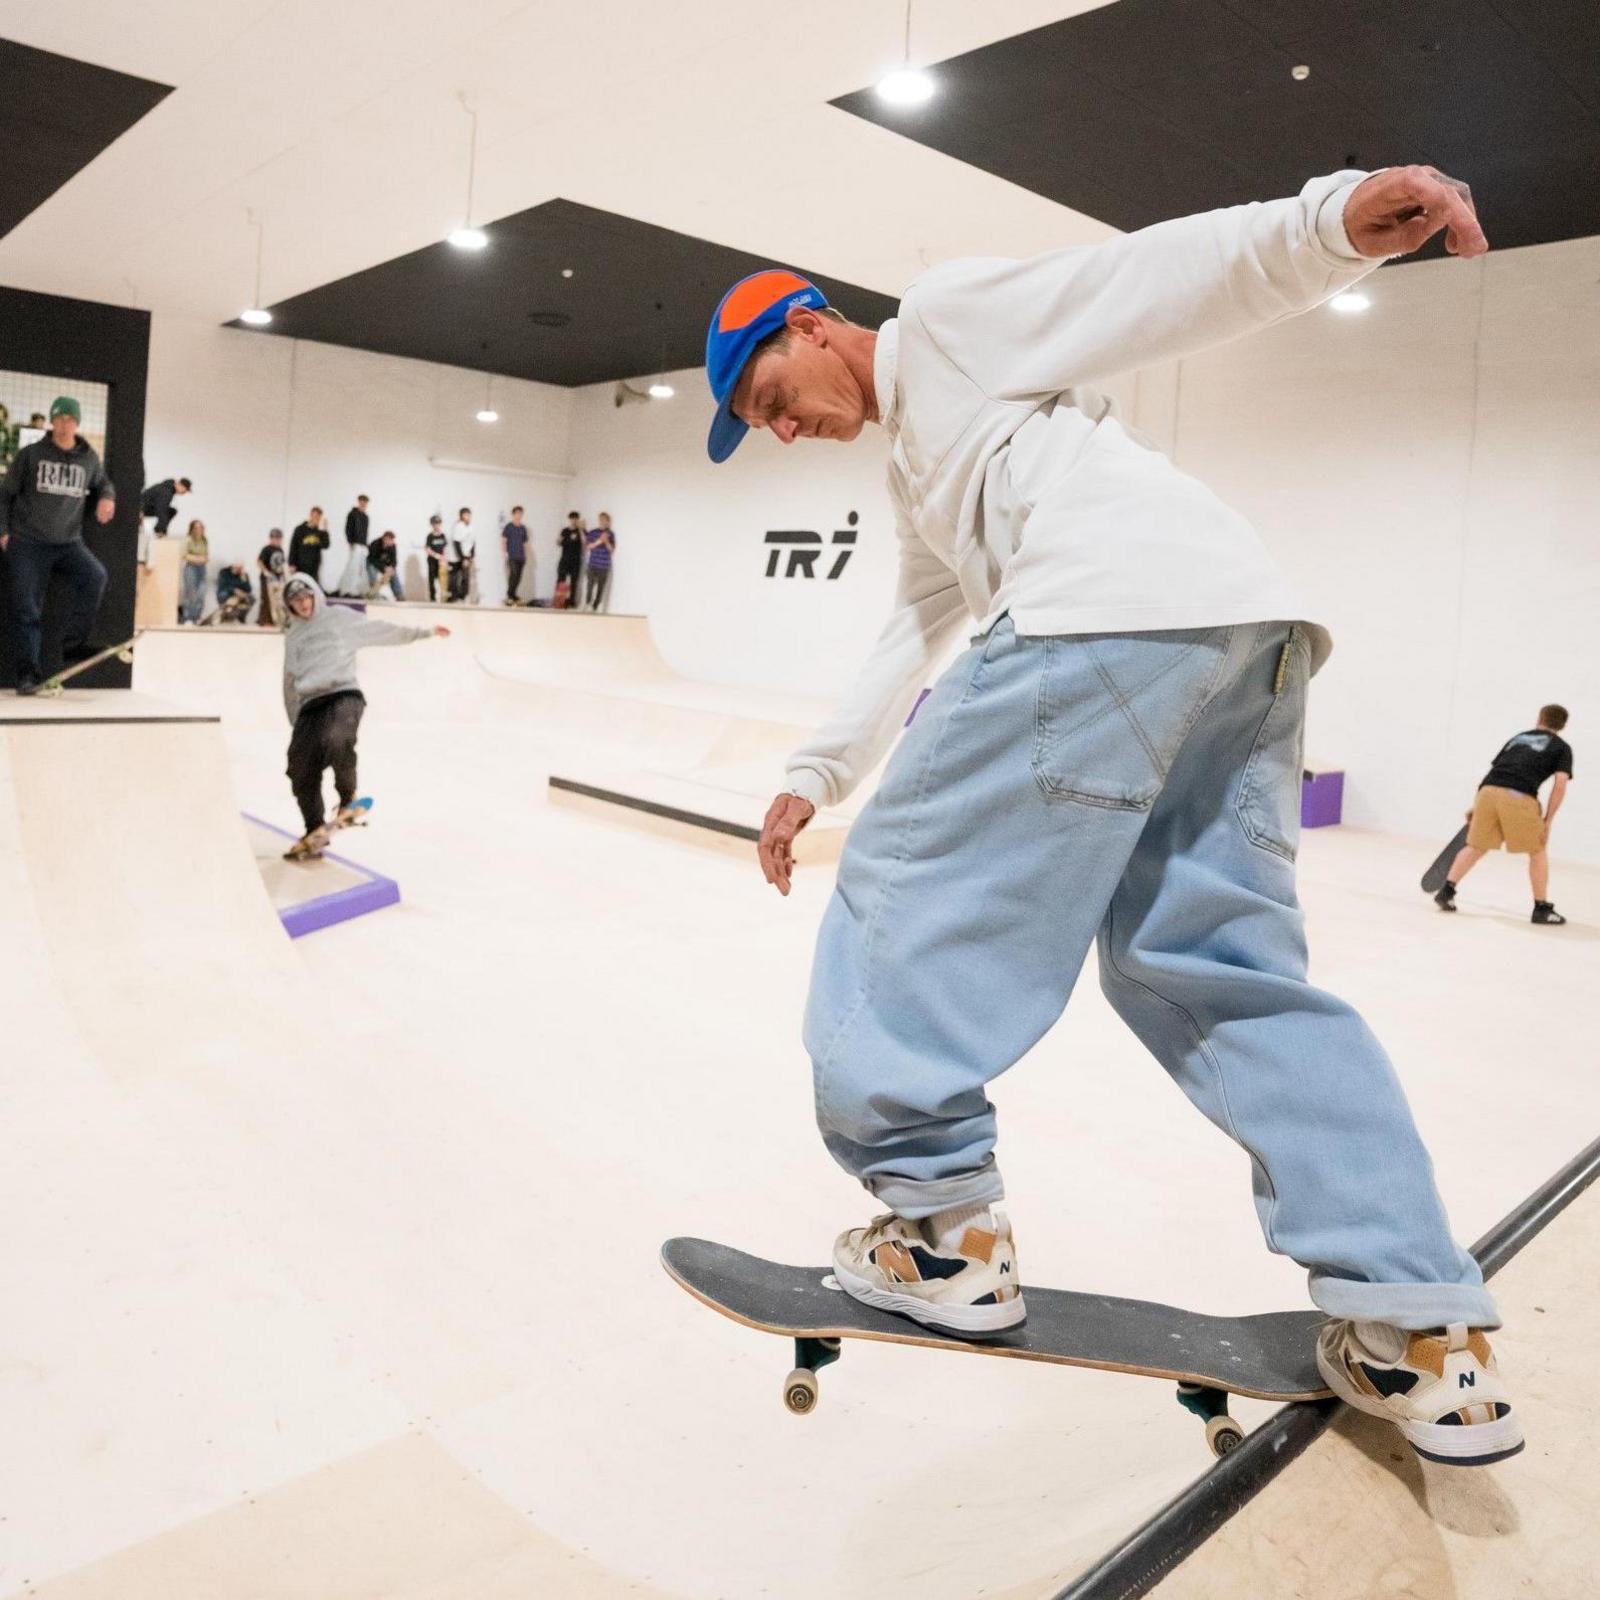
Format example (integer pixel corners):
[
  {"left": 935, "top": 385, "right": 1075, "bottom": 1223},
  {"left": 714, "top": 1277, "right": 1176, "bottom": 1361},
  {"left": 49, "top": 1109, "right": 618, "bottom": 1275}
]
[{"left": 1467, "top": 786, "right": 1546, "bottom": 855}]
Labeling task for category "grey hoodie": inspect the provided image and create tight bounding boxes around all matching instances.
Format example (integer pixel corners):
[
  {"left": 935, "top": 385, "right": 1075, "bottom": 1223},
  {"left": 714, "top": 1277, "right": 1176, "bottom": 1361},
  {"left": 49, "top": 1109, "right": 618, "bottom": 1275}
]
[{"left": 281, "top": 575, "right": 432, "bottom": 722}]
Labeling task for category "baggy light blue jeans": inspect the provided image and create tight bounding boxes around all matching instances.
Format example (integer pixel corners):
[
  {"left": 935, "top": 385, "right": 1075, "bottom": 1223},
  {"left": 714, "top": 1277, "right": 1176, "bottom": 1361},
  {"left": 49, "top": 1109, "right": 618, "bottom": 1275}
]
[{"left": 805, "top": 618, "right": 1496, "bottom": 1331}]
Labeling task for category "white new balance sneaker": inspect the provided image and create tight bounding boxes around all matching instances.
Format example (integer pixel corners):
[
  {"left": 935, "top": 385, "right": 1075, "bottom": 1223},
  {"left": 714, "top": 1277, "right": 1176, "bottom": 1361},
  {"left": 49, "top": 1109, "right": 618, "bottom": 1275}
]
[
  {"left": 831, "top": 1211, "right": 1026, "bottom": 1337},
  {"left": 1317, "top": 1319, "right": 1524, "bottom": 1466}
]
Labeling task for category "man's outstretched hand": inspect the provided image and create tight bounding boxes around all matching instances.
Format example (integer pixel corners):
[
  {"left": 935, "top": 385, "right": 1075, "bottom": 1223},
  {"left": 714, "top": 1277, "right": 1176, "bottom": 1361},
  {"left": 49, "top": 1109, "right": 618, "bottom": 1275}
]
[
  {"left": 758, "top": 792, "right": 815, "bottom": 896},
  {"left": 1344, "top": 166, "right": 1487, "bottom": 260}
]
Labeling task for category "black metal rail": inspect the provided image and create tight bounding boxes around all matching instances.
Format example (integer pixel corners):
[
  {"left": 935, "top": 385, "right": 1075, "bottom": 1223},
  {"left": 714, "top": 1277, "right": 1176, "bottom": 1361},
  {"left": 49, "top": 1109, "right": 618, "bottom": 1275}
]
[{"left": 1051, "top": 1133, "right": 1600, "bottom": 1600}]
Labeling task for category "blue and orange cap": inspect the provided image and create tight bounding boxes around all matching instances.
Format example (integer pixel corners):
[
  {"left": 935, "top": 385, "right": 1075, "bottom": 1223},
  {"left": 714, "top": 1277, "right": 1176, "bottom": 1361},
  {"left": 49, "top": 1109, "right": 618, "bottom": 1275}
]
[{"left": 704, "top": 269, "right": 829, "bottom": 463}]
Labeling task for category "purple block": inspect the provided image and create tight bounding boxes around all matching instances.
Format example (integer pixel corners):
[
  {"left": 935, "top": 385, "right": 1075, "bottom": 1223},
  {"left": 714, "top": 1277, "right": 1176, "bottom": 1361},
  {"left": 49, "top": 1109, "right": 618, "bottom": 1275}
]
[
  {"left": 1300, "top": 769, "right": 1344, "bottom": 829},
  {"left": 244, "top": 813, "right": 401, "bottom": 938}
]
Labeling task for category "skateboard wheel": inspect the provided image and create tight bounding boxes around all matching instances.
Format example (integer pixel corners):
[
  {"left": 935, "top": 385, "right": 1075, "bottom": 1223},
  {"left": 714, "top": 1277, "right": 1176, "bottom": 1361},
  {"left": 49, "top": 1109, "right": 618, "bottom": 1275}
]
[
  {"left": 783, "top": 1368, "right": 819, "bottom": 1415},
  {"left": 1205, "top": 1415, "right": 1246, "bottom": 1458}
]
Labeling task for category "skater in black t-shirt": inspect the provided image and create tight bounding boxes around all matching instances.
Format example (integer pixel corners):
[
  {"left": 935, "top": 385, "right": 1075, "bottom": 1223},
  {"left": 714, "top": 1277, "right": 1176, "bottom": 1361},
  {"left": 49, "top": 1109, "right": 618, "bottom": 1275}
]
[
  {"left": 1436, "top": 704, "right": 1573, "bottom": 923},
  {"left": 424, "top": 515, "right": 449, "bottom": 602}
]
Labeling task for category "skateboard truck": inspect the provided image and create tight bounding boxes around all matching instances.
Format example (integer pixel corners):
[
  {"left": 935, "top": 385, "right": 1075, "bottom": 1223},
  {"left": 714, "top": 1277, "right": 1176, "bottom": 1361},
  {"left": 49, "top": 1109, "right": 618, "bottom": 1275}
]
[
  {"left": 1175, "top": 1382, "right": 1247, "bottom": 1457},
  {"left": 784, "top": 1336, "right": 841, "bottom": 1415}
]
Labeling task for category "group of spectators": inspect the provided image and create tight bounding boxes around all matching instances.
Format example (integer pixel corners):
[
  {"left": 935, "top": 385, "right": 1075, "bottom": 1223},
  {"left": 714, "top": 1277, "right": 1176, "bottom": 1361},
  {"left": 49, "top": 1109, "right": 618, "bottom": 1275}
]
[{"left": 146, "top": 491, "right": 620, "bottom": 626}]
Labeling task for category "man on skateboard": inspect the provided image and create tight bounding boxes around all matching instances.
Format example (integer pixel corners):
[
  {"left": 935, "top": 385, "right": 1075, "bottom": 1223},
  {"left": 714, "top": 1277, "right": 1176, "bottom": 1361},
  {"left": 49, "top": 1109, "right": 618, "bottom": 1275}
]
[
  {"left": 0, "top": 395, "right": 116, "bottom": 696},
  {"left": 280, "top": 575, "right": 446, "bottom": 857},
  {"left": 1434, "top": 706, "right": 1572, "bottom": 923},
  {"left": 706, "top": 166, "right": 1520, "bottom": 1467}
]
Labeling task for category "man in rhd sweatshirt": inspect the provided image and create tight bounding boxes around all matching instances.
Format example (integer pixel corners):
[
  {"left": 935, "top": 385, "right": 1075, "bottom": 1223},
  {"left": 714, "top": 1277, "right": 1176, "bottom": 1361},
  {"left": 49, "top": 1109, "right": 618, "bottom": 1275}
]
[
  {"left": 707, "top": 166, "right": 1523, "bottom": 1469},
  {"left": 0, "top": 395, "right": 116, "bottom": 694}
]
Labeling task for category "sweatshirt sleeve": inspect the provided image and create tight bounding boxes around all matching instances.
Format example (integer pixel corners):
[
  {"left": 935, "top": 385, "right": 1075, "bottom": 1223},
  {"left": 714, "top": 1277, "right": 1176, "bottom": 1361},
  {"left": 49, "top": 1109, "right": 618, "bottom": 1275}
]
[
  {"left": 340, "top": 612, "right": 434, "bottom": 649},
  {"left": 90, "top": 455, "right": 115, "bottom": 505},
  {"left": 911, "top": 170, "right": 1378, "bottom": 403},
  {"left": 783, "top": 510, "right": 968, "bottom": 809},
  {"left": 283, "top": 658, "right": 300, "bottom": 724}
]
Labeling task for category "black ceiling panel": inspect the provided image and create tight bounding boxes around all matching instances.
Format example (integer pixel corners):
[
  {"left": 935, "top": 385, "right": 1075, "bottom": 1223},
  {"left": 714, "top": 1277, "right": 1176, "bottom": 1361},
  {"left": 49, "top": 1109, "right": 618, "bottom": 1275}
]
[
  {"left": 833, "top": 0, "right": 1600, "bottom": 255},
  {"left": 233, "top": 199, "right": 901, "bottom": 388},
  {"left": 0, "top": 38, "right": 172, "bottom": 240}
]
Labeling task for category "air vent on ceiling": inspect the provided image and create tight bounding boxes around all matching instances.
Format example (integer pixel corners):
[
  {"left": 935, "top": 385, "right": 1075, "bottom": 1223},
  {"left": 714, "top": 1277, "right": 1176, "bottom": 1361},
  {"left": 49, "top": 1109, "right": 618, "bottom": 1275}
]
[{"left": 527, "top": 310, "right": 571, "bottom": 329}]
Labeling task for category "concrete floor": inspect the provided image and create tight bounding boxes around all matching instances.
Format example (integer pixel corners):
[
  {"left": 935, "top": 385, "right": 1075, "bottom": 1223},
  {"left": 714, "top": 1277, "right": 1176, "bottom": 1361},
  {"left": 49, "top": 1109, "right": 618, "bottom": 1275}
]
[{"left": 2, "top": 613, "right": 1594, "bottom": 1598}]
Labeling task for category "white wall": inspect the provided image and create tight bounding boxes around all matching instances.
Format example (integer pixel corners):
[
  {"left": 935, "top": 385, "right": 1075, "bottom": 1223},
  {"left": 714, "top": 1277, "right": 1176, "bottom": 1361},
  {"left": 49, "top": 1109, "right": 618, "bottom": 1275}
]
[
  {"left": 566, "top": 371, "right": 905, "bottom": 699},
  {"left": 144, "top": 319, "right": 577, "bottom": 603},
  {"left": 565, "top": 239, "right": 1599, "bottom": 865},
  {"left": 1140, "top": 236, "right": 1600, "bottom": 864}
]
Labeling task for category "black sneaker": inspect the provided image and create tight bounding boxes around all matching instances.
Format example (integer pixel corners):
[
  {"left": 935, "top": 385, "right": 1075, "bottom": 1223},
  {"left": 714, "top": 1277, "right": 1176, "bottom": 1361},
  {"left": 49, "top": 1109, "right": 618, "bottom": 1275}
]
[
  {"left": 14, "top": 674, "right": 41, "bottom": 697},
  {"left": 1434, "top": 882, "right": 1458, "bottom": 913},
  {"left": 1532, "top": 901, "right": 1566, "bottom": 925}
]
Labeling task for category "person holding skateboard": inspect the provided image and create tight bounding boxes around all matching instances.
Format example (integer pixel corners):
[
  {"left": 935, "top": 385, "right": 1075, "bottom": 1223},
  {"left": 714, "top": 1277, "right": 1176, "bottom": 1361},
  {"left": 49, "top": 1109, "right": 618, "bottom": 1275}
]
[
  {"left": 707, "top": 165, "right": 1521, "bottom": 1467},
  {"left": 0, "top": 395, "right": 116, "bottom": 696},
  {"left": 279, "top": 574, "right": 447, "bottom": 858},
  {"left": 1434, "top": 706, "right": 1572, "bottom": 923}
]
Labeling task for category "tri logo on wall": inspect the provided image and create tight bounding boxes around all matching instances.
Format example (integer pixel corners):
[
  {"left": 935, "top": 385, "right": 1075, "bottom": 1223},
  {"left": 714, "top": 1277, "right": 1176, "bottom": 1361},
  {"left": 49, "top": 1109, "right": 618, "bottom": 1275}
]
[{"left": 763, "top": 511, "right": 858, "bottom": 580}]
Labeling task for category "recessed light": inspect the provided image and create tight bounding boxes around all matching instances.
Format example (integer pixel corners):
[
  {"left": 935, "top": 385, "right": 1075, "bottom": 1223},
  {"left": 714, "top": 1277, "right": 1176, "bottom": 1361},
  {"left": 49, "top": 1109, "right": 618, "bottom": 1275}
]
[
  {"left": 1330, "top": 291, "right": 1371, "bottom": 314},
  {"left": 449, "top": 227, "right": 489, "bottom": 251},
  {"left": 239, "top": 307, "right": 272, "bottom": 326},
  {"left": 475, "top": 408, "right": 499, "bottom": 423},
  {"left": 561, "top": 268, "right": 574, "bottom": 279},
  {"left": 876, "top": 66, "right": 935, "bottom": 106},
  {"left": 647, "top": 382, "right": 675, "bottom": 399},
  {"left": 1291, "top": 63, "right": 1311, "bottom": 81}
]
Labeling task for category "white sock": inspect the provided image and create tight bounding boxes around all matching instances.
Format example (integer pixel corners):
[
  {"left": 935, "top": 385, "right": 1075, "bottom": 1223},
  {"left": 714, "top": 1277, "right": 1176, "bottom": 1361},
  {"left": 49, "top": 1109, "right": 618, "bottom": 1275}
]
[{"left": 921, "top": 1202, "right": 994, "bottom": 1255}]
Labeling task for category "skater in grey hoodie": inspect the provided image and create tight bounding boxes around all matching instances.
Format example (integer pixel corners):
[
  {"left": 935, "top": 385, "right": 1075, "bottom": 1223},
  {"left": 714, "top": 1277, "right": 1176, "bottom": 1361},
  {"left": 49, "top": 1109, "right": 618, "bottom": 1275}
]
[{"left": 280, "top": 574, "right": 447, "bottom": 856}]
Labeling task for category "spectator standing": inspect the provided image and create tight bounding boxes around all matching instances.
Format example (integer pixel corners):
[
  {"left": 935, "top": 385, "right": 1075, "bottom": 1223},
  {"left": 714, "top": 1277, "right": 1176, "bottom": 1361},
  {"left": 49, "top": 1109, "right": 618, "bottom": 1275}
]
[
  {"left": 502, "top": 505, "right": 530, "bottom": 605},
  {"left": 424, "top": 514, "right": 450, "bottom": 602},
  {"left": 583, "top": 512, "right": 616, "bottom": 611},
  {"left": 556, "top": 510, "right": 584, "bottom": 608},
  {"left": 0, "top": 395, "right": 115, "bottom": 694},
  {"left": 289, "top": 507, "right": 330, "bottom": 581},
  {"left": 451, "top": 506, "right": 475, "bottom": 603},
  {"left": 180, "top": 518, "right": 210, "bottom": 623},
  {"left": 257, "top": 528, "right": 287, "bottom": 626},
  {"left": 367, "top": 531, "right": 403, "bottom": 601},
  {"left": 334, "top": 495, "right": 372, "bottom": 595},
  {"left": 140, "top": 475, "right": 192, "bottom": 536}
]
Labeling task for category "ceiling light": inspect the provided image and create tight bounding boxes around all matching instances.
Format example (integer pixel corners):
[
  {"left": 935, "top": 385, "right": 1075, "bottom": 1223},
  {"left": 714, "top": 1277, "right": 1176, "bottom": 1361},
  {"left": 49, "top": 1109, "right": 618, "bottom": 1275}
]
[
  {"left": 241, "top": 208, "right": 273, "bottom": 327},
  {"left": 476, "top": 407, "right": 499, "bottom": 423},
  {"left": 876, "top": 66, "right": 935, "bottom": 105},
  {"left": 1291, "top": 63, "right": 1311, "bottom": 81},
  {"left": 449, "top": 226, "right": 488, "bottom": 251},
  {"left": 240, "top": 307, "right": 272, "bottom": 326},
  {"left": 1329, "top": 291, "right": 1371, "bottom": 314},
  {"left": 561, "top": 268, "right": 574, "bottom": 279},
  {"left": 647, "top": 382, "right": 675, "bottom": 399}
]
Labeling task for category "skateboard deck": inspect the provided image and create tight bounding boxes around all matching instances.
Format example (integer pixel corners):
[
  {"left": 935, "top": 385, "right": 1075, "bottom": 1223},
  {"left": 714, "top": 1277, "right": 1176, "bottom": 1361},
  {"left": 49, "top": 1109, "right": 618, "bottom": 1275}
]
[
  {"left": 1421, "top": 824, "right": 1470, "bottom": 893},
  {"left": 663, "top": 1237, "right": 1330, "bottom": 1455},
  {"left": 335, "top": 796, "right": 374, "bottom": 828},
  {"left": 38, "top": 632, "right": 141, "bottom": 696}
]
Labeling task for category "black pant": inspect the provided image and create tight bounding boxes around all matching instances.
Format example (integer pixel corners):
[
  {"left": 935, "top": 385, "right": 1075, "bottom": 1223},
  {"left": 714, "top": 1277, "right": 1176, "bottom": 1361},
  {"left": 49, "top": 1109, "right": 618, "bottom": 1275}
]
[
  {"left": 427, "top": 555, "right": 446, "bottom": 601},
  {"left": 557, "top": 556, "right": 581, "bottom": 607},
  {"left": 506, "top": 555, "right": 525, "bottom": 602},
  {"left": 584, "top": 567, "right": 610, "bottom": 610},
  {"left": 3, "top": 535, "right": 108, "bottom": 681},
  {"left": 286, "top": 691, "right": 365, "bottom": 833}
]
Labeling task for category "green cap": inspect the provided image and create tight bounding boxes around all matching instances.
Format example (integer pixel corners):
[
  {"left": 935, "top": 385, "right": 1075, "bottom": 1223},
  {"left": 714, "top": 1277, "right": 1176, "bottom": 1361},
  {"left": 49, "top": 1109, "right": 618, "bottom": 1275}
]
[{"left": 50, "top": 395, "right": 81, "bottom": 422}]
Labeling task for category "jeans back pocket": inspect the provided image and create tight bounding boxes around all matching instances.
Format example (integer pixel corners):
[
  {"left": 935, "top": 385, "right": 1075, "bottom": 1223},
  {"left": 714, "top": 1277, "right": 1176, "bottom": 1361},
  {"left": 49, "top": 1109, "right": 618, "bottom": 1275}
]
[{"left": 1031, "top": 629, "right": 1230, "bottom": 811}]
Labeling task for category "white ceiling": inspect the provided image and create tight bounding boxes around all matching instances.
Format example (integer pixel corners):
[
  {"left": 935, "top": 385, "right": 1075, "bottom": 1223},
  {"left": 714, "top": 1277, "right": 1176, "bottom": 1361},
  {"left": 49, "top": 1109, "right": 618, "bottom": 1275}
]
[{"left": 0, "top": 0, "right": 1120, "bottom": 328}]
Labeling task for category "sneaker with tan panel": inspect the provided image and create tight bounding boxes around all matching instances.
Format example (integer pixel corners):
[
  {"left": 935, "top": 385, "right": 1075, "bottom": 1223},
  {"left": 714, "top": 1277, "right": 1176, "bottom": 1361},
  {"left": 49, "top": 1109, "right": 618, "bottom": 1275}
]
[
  {"left": 1317, "top": 1319, "right": 1524, "bottom": 1465},
  {"left": 830, "top": 1210, "right": 1026, "bottom": 1337}
]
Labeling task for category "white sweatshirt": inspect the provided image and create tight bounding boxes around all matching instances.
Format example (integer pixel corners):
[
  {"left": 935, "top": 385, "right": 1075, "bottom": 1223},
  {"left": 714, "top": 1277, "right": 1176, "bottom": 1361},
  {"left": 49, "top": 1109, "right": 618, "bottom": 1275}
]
[
  {"left": 453, "top": 519, "right": 476, "bottom": 557},
  {"left": 784, "top": 170, "right": 1381, "bottom": 811}
]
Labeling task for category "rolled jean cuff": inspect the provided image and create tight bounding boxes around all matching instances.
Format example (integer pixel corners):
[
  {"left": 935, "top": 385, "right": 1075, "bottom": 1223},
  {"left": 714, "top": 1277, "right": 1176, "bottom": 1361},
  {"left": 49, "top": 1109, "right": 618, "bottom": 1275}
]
[
  {"left": 864, "top": 1160, "right": 1004, "bottom": 1220},
  {"left": 1310, "top": 1272, "right": 1501, "bottom": 1332}
]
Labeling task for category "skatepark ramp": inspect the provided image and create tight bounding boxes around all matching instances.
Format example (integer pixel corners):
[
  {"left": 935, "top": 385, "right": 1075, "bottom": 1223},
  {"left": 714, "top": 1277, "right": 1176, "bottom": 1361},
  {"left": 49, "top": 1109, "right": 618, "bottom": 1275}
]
[
  {"left": 134, "top": 609, "right": 866, "bottom": 849},
  {"left": 1051, "top": 1135, "right": 1600, "bottom": 1600}
]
